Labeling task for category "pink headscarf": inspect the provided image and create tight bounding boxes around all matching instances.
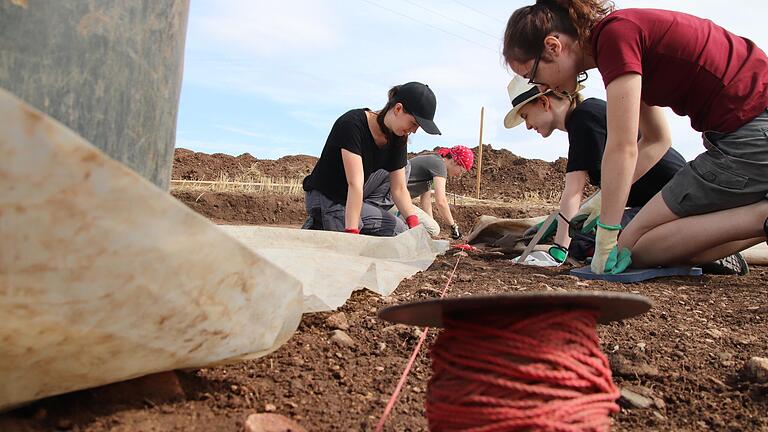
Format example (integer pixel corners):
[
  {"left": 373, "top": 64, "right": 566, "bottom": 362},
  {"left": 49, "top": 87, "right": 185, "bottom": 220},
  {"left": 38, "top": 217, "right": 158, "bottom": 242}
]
[{"left": 437, "top": 145, "right": 474, "bottom": 171}]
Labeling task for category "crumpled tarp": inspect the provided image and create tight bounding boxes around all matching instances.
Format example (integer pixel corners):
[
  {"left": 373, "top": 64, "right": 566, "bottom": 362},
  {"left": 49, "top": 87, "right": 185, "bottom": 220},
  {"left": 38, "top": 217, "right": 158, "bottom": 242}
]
[
  {"left": 466, "top": 214, "right": 549, "bottom": 253},
  {"left": 219, "top": 226, "right": 449, "bottom": 312},
  {"left": 0, "top": 88, "right": 446, "bottom": 410}
]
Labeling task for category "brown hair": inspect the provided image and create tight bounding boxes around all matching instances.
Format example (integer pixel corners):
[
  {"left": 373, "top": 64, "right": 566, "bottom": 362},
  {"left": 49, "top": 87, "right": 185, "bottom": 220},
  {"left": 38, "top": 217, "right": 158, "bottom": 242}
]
[
  {"left": 375, "top": 85, "right": 408, "bottom": 147},
  {"left": 503, "top": 0, "right": 614, "bottom": 65},
  {"left": 546, "top": 90, "right": 584, "bottom": 106}
]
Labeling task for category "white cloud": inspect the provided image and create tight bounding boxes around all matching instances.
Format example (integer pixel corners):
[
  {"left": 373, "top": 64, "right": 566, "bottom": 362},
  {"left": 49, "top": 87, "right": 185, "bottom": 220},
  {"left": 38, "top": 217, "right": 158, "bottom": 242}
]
[{"left": 188, "top": 0, "right": 341, "bottom": 56}]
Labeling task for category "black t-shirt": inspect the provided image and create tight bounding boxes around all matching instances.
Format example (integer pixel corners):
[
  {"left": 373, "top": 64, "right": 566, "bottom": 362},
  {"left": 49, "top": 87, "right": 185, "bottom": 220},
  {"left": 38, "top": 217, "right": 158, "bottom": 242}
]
[
  {"left": 303, "top": 109, "right": 407, "bottom": 202},
  {"left": 565, "top": 98, "right": 686, "bottom": 207}
]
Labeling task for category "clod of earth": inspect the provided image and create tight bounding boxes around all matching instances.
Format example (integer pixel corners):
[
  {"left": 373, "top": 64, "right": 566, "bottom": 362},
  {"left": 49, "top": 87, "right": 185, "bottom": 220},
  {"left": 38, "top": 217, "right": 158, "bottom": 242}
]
[
  {"left": 329, "top": 330, "right": 355, "bottom": 348},
  {"left": 325, "top": 312, "right": 350, "bottom": 330},
  {"left": 744, "top": 357, "right": 768, "bottom": 383},
  {"left": 244, "top": 413, "right": 307, "bottom": 432}
]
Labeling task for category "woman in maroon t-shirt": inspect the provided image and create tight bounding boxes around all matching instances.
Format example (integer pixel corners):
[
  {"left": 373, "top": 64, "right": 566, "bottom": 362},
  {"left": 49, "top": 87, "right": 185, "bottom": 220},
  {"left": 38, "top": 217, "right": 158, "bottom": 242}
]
[{"left": 503, "top": 0, "right": 768, "bottom": 274}]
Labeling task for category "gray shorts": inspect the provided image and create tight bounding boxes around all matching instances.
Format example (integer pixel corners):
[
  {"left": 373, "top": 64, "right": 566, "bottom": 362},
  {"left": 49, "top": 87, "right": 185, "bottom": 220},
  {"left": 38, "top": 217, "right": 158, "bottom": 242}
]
[{"left": 662, "top": 109, "right": 768, "bottom": 217}]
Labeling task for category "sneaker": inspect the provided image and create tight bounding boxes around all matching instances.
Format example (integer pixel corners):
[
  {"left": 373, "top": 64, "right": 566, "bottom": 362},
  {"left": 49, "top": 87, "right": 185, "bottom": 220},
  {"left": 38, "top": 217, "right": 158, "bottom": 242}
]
[{"left": 700, "top": 252, "right": 749, "bottom": 276}]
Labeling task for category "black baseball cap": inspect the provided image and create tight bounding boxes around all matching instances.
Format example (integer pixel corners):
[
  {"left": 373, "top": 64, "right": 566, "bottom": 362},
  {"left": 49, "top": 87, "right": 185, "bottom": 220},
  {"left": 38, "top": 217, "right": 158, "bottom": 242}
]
[{"left": 394, "top": 82, "right": 441, "bottom": 135}]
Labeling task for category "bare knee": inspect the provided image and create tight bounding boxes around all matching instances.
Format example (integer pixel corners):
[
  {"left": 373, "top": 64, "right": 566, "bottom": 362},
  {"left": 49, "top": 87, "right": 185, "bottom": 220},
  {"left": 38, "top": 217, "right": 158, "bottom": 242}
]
[{"left": 619, "top": 198, "right": 678, "bottom": 250}]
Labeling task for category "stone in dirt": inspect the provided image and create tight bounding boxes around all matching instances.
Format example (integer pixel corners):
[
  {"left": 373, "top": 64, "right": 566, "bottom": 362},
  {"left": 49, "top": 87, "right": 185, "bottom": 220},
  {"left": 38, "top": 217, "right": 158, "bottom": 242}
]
[
  {"left": 325, "top": 312, "right": 349, "bottom": 330},
  {"left": 611, "top": 354, "right": 660, "bottom": 378},
  {"left": 244, "top": 413, "right": 308, "bottom": 432},
  {"left": 619, "top": 388, "right": 654, "bottom": 409},
  {"left": 329, "top": 330, "right": 355, "bottom": 348},
  {"left": 744, "top": 357, "right": 768, "bottom": 383}
]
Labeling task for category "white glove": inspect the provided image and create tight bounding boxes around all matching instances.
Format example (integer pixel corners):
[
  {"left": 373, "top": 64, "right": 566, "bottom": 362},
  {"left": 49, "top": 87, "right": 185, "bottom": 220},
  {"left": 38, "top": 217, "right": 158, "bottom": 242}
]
[{"left": 574, "top": 191, "right": 601, "bottom": 233}]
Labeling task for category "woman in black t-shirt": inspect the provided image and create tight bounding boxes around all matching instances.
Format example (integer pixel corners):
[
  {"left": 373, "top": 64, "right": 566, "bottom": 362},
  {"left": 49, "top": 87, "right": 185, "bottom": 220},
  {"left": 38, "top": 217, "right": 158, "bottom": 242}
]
[
  {"left": 301, "top": 82, "right": 442, "bottom": 236},
  {"left": 504, "top": 75, "right": 686, "bottom": 263}
]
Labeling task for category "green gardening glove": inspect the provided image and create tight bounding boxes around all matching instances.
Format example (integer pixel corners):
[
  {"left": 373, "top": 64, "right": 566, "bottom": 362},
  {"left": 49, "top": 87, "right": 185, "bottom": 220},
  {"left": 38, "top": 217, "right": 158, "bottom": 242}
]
[
  {"left": 525, "top": 218, "right": 558, "bottom": 242},
  {"left": 548, "top": 243, "right": 568, "bottom": 264},
  {"left": 590, "top": 220, "right": 632, "bottom": 274}
]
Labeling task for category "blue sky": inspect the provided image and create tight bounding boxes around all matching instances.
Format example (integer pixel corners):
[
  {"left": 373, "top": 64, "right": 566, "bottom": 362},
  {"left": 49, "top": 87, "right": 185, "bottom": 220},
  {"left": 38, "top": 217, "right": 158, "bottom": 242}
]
[{"left": 176, "top": 0, "right": 766, "bottom": 162}]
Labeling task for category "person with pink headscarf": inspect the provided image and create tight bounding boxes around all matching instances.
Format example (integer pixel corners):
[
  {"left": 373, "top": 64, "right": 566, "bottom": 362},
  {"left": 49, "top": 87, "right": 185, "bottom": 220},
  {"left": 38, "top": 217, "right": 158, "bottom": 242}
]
[{"left": 396, "top": 145, "right": 474, "bottom": 238}]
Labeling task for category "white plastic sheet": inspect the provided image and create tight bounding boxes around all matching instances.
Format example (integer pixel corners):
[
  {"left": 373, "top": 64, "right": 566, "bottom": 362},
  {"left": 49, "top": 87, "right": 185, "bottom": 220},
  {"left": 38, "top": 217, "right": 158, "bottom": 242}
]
[
  {"left": 218, "top": 226, "right": 449, "bottom": 312},
  {"left": 0, "top": 89, "right": 306, "bottom": 410},
  {"left": 0, "top": 88, "right": 448, "bottom": 410}
]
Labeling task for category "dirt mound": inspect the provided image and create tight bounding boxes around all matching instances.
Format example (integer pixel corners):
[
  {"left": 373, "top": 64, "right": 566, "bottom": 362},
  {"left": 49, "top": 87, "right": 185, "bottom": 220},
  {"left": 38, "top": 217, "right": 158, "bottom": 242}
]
[
  {"left": 172, "top": 148, "right": 317, "bottom": 181},
  {"left": 448, "top": 144, "right": 568, "bottom": 202},
  {"left": 172, "top": 145, "right": 568, "bottom": 203}
]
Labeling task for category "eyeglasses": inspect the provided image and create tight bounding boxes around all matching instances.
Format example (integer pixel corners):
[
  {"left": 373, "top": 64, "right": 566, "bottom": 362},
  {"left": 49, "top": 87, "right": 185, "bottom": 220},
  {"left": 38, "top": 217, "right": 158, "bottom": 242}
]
[
  {"left": 527, "top": 43, "right": 589, "bottom": 89},
  {"left": 526, "top": 52, "right": 544, "bottom": 86}
]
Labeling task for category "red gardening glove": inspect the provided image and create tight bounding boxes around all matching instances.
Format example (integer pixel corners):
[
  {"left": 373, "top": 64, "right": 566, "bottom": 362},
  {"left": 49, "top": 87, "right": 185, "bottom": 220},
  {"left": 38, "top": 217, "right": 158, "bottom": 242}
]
[
  {"left": 405, "top": 214, "right": 419, "bottom": 229},
  {"left": 344, "top": 228, "right": 360, "bottom": 234}
]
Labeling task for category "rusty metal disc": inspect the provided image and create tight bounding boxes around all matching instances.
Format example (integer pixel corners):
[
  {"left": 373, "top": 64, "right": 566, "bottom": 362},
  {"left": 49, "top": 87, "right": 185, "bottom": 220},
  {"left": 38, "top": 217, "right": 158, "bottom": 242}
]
[{"left": 378, "top": 290, "right": 651, "bottom": 327}]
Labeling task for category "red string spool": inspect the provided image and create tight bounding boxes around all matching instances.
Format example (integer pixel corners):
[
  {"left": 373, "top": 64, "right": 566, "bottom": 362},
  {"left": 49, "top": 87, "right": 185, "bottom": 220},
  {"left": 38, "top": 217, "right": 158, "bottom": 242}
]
[
  {"left": 427, "top": 309, "right": 618, "bottom": 431},
  {"left": 378, "top": 291, "right": 651, "bottom": 432}
]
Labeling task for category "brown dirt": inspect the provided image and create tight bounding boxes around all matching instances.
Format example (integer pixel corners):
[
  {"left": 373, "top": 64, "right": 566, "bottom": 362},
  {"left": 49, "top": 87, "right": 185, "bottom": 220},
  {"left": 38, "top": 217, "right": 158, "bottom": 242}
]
[
  {"left": 171, "top": 191, "right": 308, "bottom": 226},
  {"left": 3, "top": 148, "right": 766, "bottom": 431},
  {"left": 170, "top": 190, "right": 553, "bottom": 233},
  {"left": 3, "top": 255, "right": 766, "bottom": 431},
  {"left": 171, "top": 146, "right": 574, "bottom": 202},
  {"left": 447, "top": 144, "right": 569, "bottom": 202},
  {"left": 172, "top": 148, "right": 317, "bottom": 181}
]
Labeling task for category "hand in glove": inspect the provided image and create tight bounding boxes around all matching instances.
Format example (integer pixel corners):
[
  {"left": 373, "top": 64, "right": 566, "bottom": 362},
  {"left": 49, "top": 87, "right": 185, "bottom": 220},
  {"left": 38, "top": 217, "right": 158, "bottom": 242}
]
[
  {"left": 590, "top": 220, "right": 632, "bottom": 274},
  {"left": 574, "top": 191, "right": 601, "bottom": 233},
  {"left": 547, "top": 243, "right": 568, "bottom": 264},
  {"left": 450, "top": 224, "right": 461, "bottom": 239},
  {"left": 523, "top": 218, "right": 558, "bottom": 243},
  {"left": 405, "top": 214, "right": 420, "bottom": 229}
]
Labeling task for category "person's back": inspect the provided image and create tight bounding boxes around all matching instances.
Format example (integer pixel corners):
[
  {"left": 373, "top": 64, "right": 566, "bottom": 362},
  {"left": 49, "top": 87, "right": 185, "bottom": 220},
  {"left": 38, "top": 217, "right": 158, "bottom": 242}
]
[
  {"left": 406, "top": 153, "right": 447, "bottom": 198},
  {"left": 592, "top": 8, "right": 768, "bottom": 133}
]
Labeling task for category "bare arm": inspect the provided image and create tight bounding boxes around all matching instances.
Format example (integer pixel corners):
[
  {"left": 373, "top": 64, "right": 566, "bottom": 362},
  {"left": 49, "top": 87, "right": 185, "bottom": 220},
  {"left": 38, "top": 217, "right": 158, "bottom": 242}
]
[
  {"left": 341, "top": 149, "right": 364, "bottom": 230},
  {"left": 419, "top": 191, "right": 433, "bottom": 217},
  {"left": 554, "top": 170, "right": 588, "bottom": 247},
  {"left": 390, "top": 167, "right": 415, "bottom": 218},
  {"left": 633, "top": 102, "right": 672, "bottom": 182},
  {"left": 601, "top": 74, "right": 643, "bottom": 226},
  {"left": 432, "top": 176, "right": 455, "bottom": 226}
]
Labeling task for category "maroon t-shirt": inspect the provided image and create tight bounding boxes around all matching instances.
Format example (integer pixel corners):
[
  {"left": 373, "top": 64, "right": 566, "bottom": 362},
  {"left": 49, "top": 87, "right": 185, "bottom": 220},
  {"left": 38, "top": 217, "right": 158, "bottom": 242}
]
[{"left": 591, "top": 9, "right": 768, "bottom": 133}]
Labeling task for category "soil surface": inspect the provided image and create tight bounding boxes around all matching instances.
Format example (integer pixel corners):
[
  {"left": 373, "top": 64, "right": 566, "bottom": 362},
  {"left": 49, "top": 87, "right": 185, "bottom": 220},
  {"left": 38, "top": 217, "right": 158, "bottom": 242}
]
[
  {"left": 2, "top": 149, "right": 766, "bottom": 432},
  {"left": 172, "top": 148, "right": 317, "bottom": 181}
]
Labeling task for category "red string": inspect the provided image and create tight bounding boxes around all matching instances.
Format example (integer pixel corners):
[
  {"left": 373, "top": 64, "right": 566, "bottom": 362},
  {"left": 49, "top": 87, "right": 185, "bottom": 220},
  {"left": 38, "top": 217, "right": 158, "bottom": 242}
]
[
  {"left": 375, "top": 256, "right": 462, "bottom": 432},
  {"left": 426, "top": 310, "right": 620, "bottom": 432}
]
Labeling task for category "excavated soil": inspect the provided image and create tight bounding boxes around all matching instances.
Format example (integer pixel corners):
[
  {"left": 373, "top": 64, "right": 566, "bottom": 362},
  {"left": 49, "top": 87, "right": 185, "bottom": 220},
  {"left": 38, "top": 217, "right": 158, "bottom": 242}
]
[
  {"left": 2, "top": 148, "right": 766, "bottom": 432},
  {"left": 172, "top": 148, "right": 317, "bottom": 181},
  {"left": 447, "top": 145, "right": 569, "bottom": 202}
]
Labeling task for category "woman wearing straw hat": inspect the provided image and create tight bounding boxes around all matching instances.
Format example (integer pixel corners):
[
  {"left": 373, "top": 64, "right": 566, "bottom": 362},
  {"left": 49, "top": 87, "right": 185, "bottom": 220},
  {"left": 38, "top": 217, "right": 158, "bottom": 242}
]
[
  {"left": 397, "top": 145, "right": 474, "bottom": 238},
  {"left": 504, "top": 75, "right": 691, "bottom": 265},
  {"left": 503, "top": 1, "right": 768, "bottom": 274},
  {"left": 302, "top": 82, "right": 441, "bottom": 236}
]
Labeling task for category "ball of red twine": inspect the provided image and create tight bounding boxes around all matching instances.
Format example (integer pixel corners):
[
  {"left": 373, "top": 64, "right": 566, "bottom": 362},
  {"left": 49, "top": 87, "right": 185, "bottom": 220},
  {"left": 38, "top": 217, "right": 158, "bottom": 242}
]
[{"left": 426, "top": 309, "right": 620, "bottom": 432}]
